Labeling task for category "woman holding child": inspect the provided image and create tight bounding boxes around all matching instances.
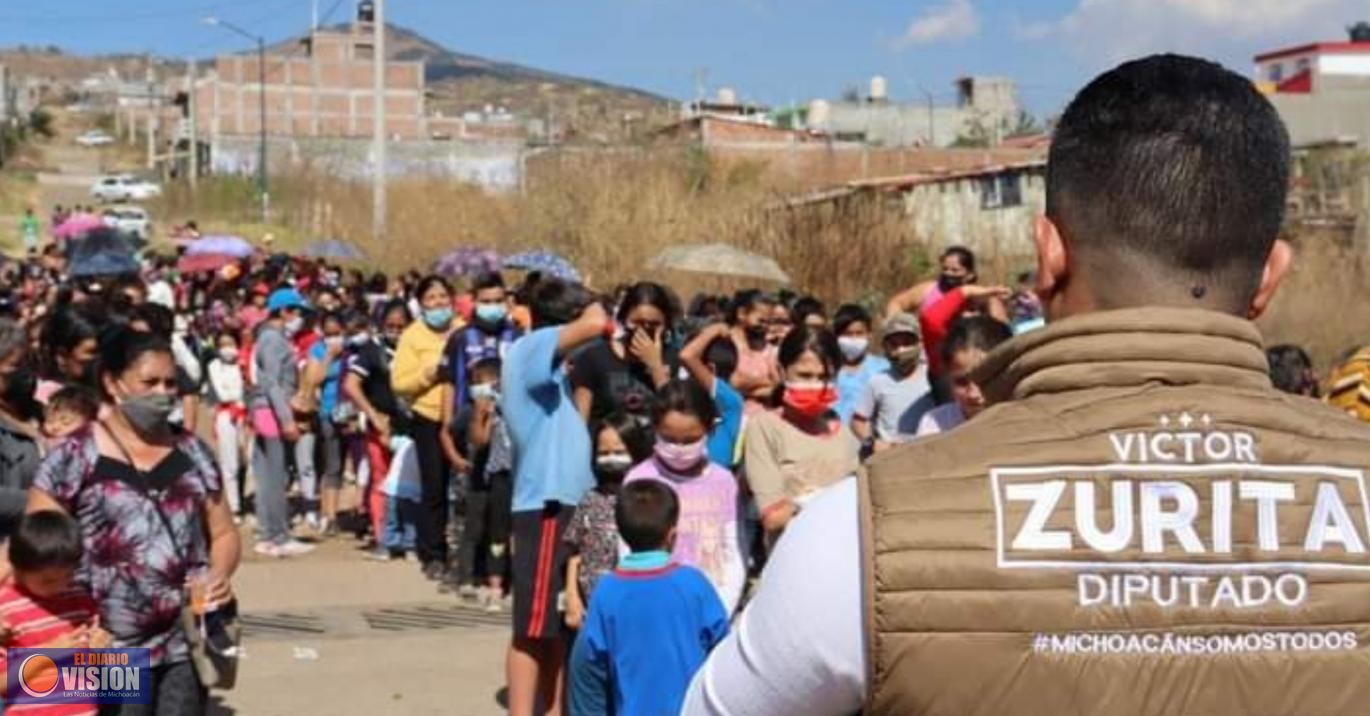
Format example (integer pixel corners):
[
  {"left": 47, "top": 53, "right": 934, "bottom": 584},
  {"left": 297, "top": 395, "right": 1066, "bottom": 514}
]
[{"left": 28, "top": 328, "right": 241, "bottom": 715}]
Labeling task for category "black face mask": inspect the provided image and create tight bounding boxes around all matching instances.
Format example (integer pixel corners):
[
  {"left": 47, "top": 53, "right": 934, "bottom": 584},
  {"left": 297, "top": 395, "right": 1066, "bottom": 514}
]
[
  {"left": 938, "top": 273, "right": 967, "bottom": 292},
  {"left": 744, "top": 324, "right": 768, "bottom": 341}
]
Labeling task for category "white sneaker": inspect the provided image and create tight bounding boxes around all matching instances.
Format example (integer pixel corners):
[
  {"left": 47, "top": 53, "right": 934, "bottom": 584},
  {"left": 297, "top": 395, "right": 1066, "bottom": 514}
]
[
  {"left": 458, "top": 584, "right": 479, "bottom": 600},
  {"left": 253, "top": 541, "right": 282, "bottom": 558},
  {"left": 275, "top": 539, "right": 316, "bottom": 557},
  {"left": 305, "top": 512, "right": 321, "bottom": 530}
]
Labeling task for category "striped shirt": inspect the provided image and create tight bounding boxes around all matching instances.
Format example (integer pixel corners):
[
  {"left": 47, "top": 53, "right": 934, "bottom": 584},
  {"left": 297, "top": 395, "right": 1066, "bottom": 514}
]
[{"left": 0, "top": 579, "right": 99, "bottom": 715}]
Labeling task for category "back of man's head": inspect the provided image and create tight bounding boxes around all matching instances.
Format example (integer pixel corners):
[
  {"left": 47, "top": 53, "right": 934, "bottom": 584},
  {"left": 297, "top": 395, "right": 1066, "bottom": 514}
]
[{"left": 1046, "top": 54, "right": 1290, "bottom": 313}]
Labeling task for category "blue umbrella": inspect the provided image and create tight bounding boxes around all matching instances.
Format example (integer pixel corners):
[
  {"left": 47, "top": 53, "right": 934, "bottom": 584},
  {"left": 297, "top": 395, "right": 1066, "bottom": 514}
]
[
  {"left": 185, "top": 234, "right": 255, "bottom": 258},
  {"left": 304, "top": 239, "right": 365, "bottom": 261},
  {"left": 435, "top": 247, "right": 500, "bottom": 278},
  {"left": 502, "top": 250, "right": 581, "bottom": 282},
  {"left": 68, "top": 227, "right": 139, "bottom": 278}
]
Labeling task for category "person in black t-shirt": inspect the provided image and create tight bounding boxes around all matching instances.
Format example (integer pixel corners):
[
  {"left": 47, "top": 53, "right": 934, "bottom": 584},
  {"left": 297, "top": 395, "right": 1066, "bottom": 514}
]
[
  {"left": 571, "top": 282, "right": 680, "bottom": 422},
  {"left": 342, "top": 300, "right": 411, "bottom": 550}
]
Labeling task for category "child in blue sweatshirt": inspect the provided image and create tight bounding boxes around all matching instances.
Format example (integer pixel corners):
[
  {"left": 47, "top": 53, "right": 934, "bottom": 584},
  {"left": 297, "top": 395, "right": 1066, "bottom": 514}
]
[{"left": 569, "top": 480, "right": 730, "bottom": 716}]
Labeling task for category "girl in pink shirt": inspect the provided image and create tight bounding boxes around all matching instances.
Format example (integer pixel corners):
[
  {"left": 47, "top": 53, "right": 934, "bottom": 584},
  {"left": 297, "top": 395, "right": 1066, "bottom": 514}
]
[{"left": 626, "top": 379, "right": 746, "bottom": 614}]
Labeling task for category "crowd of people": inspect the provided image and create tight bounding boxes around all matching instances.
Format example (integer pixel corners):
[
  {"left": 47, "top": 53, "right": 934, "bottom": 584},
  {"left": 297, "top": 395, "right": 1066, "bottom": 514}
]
[{"left": 2, "top": 52, "right": 1370, "bottom": 716}]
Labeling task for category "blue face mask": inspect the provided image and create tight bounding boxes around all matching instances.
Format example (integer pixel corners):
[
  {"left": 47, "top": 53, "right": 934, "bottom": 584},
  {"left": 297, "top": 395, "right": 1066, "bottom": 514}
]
[
  {"left": 475, "top": 303, "right": 507, "bottom": 325},
  {"left": 423, "top": 307, "right": 454, "bottom": 330}
]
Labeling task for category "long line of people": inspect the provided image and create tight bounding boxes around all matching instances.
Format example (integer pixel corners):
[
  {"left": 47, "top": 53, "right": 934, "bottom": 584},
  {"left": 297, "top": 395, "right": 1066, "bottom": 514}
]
[{"left": 1, "top": 225, "right": 1366, "bottom": 715}]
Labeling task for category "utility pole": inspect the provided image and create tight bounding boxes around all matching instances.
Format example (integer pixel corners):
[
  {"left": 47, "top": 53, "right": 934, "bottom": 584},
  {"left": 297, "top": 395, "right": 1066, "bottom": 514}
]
[
  {"left": 257, "top": 34, "right": 268, "bottom": 222},
  {"left": 372, "top": 0, "right": 387, "bottom": 242},
  {"left": 187, "top": 59, "right": 198, "bottom": 189},
  {"left": 204, "top": 16, "right": 268, "bottom": 224},
  {"left": 145, "top": 62, "right": 157, "bottom": 170},
  {"left": 917, "top": 83, "right": 935, "bottom": 148}
]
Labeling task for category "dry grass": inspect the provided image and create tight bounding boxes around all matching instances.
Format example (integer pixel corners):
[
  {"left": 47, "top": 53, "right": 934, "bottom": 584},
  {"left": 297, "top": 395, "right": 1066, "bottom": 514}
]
[
  {"left": 153, "top": 147, "right": 1370, "bottom": 374},
  {"left": 1257, "top": 229, "right": 1370, "bottom": 373},
  {"left": 153, "top": 147, "right": 930, "bottom": 308}
]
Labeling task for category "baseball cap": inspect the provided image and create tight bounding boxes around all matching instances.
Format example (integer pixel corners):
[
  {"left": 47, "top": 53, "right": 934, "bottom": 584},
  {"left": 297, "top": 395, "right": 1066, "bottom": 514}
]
[
  {"left": 267, "top": 287, "right": 310, "bottom": 313},
  {"left": 882, "top": 312, "right": 921, "bottom": 340}
]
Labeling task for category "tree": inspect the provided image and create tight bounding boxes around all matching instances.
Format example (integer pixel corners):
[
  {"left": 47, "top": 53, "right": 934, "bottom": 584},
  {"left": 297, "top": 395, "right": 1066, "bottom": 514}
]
[
  {"left": 27, "top": 109, "right": 53, "bottom": 139},
  {"left": 951, "top": 116, "right": 990, "bottom": 148},
  {"left": 1006, "top": 110, "right": 1042, "bottom": 138},
  {"left": 1349, "top": 21, "right": 1370, "bottom": 42}
]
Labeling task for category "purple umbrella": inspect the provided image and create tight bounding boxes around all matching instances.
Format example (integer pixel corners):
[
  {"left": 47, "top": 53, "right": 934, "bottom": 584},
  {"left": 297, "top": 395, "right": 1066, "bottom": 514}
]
[
  {"left": 185, "top": 234, "right": 255, "bottom": 258},
  {"left": 434, "top": 247, "right": 500, "bottom": 278}
]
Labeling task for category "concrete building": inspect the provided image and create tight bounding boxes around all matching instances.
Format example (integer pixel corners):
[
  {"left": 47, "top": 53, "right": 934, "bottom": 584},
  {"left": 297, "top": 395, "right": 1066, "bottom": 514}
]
[
  {"left": 1255, "top": 34, "right": 1370, "bottom": 146},
  {"left": 194, "top": 21, "right": 427, "bottom": 141},
  {"left": 781, "top": 157, "right": 1047, "bottom": 267},
  {"left": 805, "top": 76, "right": 1020, "bottom": 148}
]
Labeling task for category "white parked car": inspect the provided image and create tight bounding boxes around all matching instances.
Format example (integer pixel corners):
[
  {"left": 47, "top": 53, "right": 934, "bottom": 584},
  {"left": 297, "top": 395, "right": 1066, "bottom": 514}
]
[
  {"left": 91, "top": 175, "right": 162, "bottom": 203},
  {"left": 101, "top": 206, "right": 151, "bottom": 241},
  {"left": 75, "top": 130, "right": 114, "bottom": 147}
]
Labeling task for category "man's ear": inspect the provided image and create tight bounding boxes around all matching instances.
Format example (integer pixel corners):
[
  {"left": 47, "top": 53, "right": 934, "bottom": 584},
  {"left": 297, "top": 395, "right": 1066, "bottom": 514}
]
[
  {"left": 1033, "top": 215, "right": 1068, "bottom": 315},
  {"left": 1248, "top": 239, "right": 1293, "bottom": 320}
]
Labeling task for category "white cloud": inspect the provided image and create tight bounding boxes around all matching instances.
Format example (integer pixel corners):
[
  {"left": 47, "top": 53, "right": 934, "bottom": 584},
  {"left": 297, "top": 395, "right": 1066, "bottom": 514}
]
[
  {"left": 1019, "top": 0, "right": 1363, "bottom": 64},
  {"left": 897, "top": 0, "right": 980, "bottom": 48}
]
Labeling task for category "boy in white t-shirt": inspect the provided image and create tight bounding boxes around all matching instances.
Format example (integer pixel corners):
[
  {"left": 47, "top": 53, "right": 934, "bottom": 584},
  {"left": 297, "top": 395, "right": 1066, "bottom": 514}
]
[{"left": 853, "top": 313, "right": 935, "bottom": 451}]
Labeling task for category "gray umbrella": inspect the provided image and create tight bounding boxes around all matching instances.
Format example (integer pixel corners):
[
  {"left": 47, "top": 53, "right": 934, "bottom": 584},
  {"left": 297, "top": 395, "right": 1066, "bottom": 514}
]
[{"left": 648, "top": 243, "right": 791, "bottom": 284}]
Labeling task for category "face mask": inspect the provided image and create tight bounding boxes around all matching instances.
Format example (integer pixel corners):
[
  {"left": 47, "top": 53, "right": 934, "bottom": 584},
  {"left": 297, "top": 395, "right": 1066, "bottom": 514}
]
[
  {"left": 475, "top": 303, "right": 507, "bottom": 325},
  {"left": 595, "top": 453, "right": 633, "bottom": 482},
  {"left": 470, "top": 383, "right": 500, "bottom": 403},
  {"left": 325, "top": 336, "right": 344, "bottom": 350},
  {"left": 654, "top": 437, "right": 706, "bottom": 472},
  {"left": 890, "top": 345, "right": 921, "bottom": 373},
  {"left": 284, "top": 316, "right": 305, "bottom": 336},
  {"left": 119, "top": 392, "right": 177, "bottom": 434},
  {"left": 219, "top": 347, "right": 239, "bottom": 364},
  {"left": 348, "top": 332, "right": 371, "bottom": 348},
  {"left": 382, "top": 333, "right": 400, "bottom": 348},
  {"left": 423, "top": 307, "right": 454, "bottom": 330},
  {"left": 837, "top": 336, "right": 869, "bottom": 362},
  {"left": 938, "top": 273, "right": 967, "bottom": 292},
  {"left": 783, "top": 380, "right": 838, "bottom": 420},
  {"left": 745, "top": 324, "right": 768, "bottom": 341}
]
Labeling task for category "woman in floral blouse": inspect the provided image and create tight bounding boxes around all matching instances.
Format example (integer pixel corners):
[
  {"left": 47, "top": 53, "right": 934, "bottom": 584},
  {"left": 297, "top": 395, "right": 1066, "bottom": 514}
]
[{"left": 28, "top": 328, "right": 241, "bottom": 715}]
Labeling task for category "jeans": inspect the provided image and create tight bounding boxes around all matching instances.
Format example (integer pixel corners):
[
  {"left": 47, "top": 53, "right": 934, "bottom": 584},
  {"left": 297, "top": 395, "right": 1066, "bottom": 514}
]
[
  {"left": 252, "top": 435, "right": 291, "bottom": 544},
  {"left": 98, "top": 660, "right": 205, "bottom": 716},
  {"left": 294, "top": 429, "right": 318, "bottom": 506},
  {"left": 385, "top": 496, "right": 419, "bottom": 552},
  {"left": 412, "top": 416, "right": 450, "bottom": 567},
  {"left": 214, "top": 411, "right": 242, "bottom": 515},
  {"left": 457, "top": 490, "right": 490, "bottom": 586},
  {"left": 318, "top": 419, "right": 344, "bottom": 490}
]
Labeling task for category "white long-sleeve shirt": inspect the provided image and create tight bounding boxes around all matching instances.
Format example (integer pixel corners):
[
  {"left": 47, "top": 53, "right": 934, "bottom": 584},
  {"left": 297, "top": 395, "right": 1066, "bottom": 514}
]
[
  {"left": 207, "top": 359, "right": 245, "bottom": 406},
  {"left": 681, "top": 477, "right": 865, "bottom": 716}
]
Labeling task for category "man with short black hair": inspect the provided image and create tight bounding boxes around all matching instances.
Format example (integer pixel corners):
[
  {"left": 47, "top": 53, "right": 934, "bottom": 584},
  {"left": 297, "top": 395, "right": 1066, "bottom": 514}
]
[{"left": 685, "top": 54, "right": 1370, "bottom": 716}]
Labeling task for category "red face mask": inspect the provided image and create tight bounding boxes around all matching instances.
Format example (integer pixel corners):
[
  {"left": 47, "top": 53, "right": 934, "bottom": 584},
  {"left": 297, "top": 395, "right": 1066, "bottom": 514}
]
[{"left": 783, "top": 381, "right": 837, "bottom": 419}]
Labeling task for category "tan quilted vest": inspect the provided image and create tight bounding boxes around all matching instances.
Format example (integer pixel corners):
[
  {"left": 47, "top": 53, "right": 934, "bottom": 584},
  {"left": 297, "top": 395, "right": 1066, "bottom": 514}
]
[{"left": 861, "top": 308, "right": 1370, "bottom": 716}]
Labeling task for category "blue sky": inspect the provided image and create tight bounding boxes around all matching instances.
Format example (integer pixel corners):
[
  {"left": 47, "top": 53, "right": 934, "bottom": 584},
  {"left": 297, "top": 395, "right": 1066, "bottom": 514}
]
[{"left": 0, "top": 0, "right": 1362, "bottom": 115}]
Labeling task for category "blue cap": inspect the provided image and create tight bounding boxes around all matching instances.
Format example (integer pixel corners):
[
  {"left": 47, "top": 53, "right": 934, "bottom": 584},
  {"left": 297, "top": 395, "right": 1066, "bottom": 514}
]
[{"left": 267, "top": 287, "right": 310, "bottom": 313}]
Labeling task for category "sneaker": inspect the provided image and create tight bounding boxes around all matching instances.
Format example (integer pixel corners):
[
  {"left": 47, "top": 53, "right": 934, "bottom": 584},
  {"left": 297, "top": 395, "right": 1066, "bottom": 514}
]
[
  {"left": 305, "top": 512, "right": 321, "bottom": 531},
  {"left": 480, "top": 590, "right": 503, "bottom": 613},
  {"left": 458, "top": 584, "right": 479, "bottom": 600},
  {"left": 274, "top": 539, "right": 316, "bottom": 557},
  {"left": 364, "top": 548, "right": 393, "bottom": 562},
  {"left": 422, "top": 562, "right": 445, "bottom": 581},
  {"left": 253, "top": 541, "right": 282, "bottom": 558},
  {"left": 318, "top": 518, "right": 338, "bottom": 538}
]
